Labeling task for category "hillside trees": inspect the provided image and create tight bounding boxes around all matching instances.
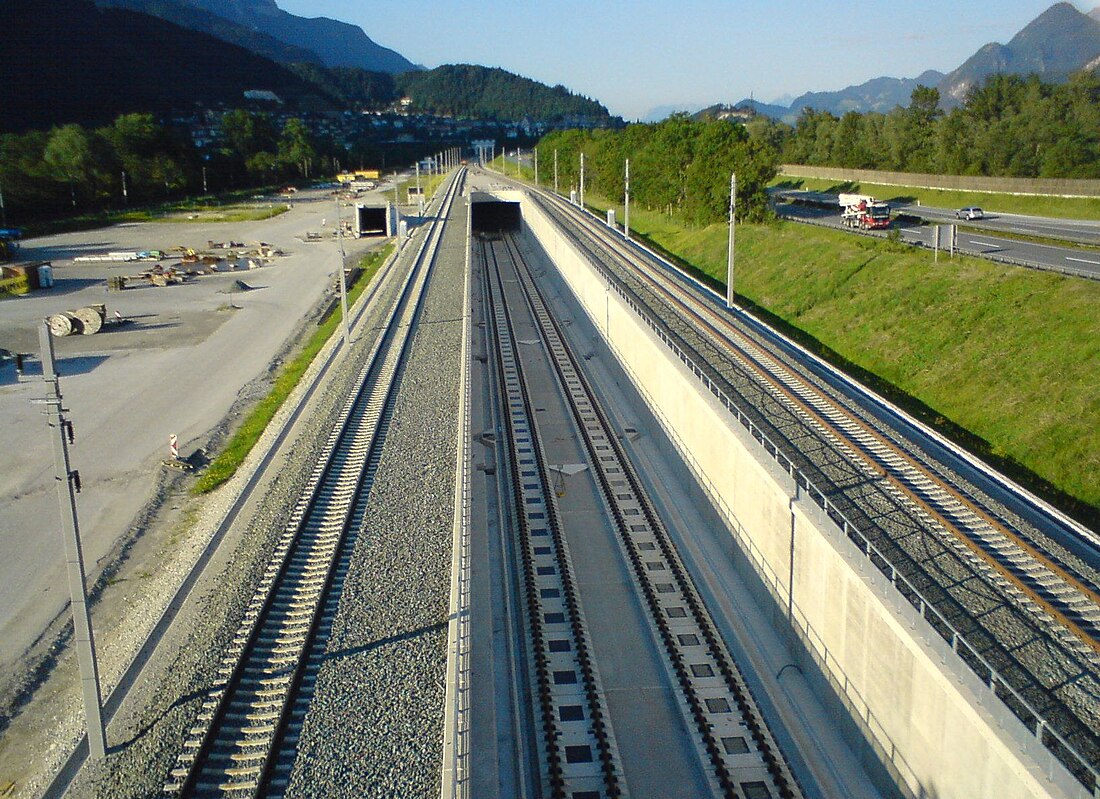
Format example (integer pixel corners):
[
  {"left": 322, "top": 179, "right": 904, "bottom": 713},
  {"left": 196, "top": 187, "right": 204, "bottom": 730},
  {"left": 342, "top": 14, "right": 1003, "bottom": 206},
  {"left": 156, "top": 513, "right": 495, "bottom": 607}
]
[
  {"left": 0, "top": 111, "right": 323, "bottom": 220},
  {"left": 537, "top": 115, "right": 779, "bottom": 225},
  {"left": 779, "top": 71, "right": 1100, "bottom": 179},
  {"left": 397, "top": 64, "right": 612, "bottom": 122},
  {"left": 43, "top": 125, "right": 97, "bottom": 207},
  {"left": 277, "top": 118, "right": 319, "bottom": 177}
]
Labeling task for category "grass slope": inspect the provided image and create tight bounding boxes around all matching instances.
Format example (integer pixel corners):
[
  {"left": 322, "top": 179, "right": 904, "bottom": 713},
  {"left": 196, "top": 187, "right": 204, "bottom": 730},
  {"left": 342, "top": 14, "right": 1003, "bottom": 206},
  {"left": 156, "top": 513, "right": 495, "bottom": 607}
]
[{"left": 569, "top": 181, "right": 1100, "bottom": 521}]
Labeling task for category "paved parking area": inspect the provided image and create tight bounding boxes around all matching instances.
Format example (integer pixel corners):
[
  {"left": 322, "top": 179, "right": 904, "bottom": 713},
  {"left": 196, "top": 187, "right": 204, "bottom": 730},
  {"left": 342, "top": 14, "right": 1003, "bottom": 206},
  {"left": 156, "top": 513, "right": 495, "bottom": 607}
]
[{"left": 0, "top": 188, "right": 383, "bottom": 667}]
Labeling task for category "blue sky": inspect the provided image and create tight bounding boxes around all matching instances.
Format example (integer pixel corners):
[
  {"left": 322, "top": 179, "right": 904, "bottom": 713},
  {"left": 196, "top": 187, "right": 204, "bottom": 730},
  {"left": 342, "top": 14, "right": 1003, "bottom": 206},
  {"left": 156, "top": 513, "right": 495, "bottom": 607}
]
[{"left": 277, "top": 1, "right": 1098, "bottom": 119}]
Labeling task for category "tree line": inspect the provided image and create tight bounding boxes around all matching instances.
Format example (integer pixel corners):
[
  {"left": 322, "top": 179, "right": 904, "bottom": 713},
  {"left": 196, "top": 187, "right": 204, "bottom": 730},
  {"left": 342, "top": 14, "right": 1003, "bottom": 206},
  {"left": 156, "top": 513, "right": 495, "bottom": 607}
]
[
  {"left": 0, "top": 111, "right": 326, "bottom": 222},
  {"left": 777, "top": 72, "right": 1100, "bottom": 179},
  {"left": 537, "top": 116, "right": 779, "bottom": 226}
]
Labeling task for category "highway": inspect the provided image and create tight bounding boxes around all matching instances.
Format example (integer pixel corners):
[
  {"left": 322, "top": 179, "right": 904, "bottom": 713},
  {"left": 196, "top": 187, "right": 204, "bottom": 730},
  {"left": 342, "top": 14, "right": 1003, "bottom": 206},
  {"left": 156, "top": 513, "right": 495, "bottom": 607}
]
[{"left": 775, "top": 192, "right": 1100, "bottom": 280}]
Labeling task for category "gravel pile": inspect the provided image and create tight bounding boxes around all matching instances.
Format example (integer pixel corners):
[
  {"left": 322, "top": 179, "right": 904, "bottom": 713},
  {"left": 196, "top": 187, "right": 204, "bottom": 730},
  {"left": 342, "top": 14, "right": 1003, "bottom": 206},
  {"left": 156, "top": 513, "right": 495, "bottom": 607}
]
[
  {"left": 282, "top": 202, "right": 466, "bottom": 797},
  {"left": 62, "top": 250, "right": 416, "bottom": 799}
]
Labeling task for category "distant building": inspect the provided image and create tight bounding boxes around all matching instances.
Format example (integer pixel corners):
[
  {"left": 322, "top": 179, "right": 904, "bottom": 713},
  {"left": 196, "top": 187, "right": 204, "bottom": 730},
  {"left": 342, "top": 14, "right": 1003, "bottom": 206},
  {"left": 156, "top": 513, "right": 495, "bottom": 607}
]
[
  {"left": 720, "top": 108, "right": 756, "bottom": 121},
  {"left": 243, "top": 90, "right": 283, "bottom": 104}
]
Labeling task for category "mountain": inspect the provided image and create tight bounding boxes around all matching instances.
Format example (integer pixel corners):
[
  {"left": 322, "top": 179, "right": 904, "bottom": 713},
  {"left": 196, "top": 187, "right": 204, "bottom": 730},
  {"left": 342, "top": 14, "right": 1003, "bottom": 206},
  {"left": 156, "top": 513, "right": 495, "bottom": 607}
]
[
  {"left": 286, "top": 64, "right": 399, "bottom": 110},
  {"left": 695, "top": 102, "right": 792, "bottom": 123},
  {"left": 734, "top": 99, "right": 800, "bottom": 123},
  {"left": 95, "top": 0, "right": 323, "bottom": 65},
  {"left": 724, "top": 71, "right": 945, "bottom": 124},
  {"left": 721, "top": 3, "right": 1100, "bottom": 123},
  {"left": 787, "top": 70, "right": 945, "bottom": 117},
  {"left": 0, "top": 0, "right": 333, "bottom": 132},
  {"left": 396, "top": 65, "right": 614, "bottom": 123},
  {"left": 162, "top": 0, "right": 420, "bottom": 74},
  {"left": 939, "top": 2, "right": 1100, "bottom": 103},
  {"left": 641, "top": 104, "right": 703, "bottom": 123}
]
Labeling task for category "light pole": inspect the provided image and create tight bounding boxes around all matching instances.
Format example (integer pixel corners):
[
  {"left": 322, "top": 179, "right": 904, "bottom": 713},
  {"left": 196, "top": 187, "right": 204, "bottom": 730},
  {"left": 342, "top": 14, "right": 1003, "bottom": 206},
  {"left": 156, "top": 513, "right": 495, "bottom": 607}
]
[
  {"left": 726, "top": 172, "right": 736, "bottom": 310},
  {"left": 534, "top": 148, "right": 539, "bottom": 185},
  {"left": 202, "top": 165, "right": 208, "bottom": 195},
  {"left": 579, "top": 152, "right": 585, "bottom": 210},
  {"left": 38, "top": 323, "right": 107, "bottom": 759},
  {"left": 554, "top": 149, "right": 558, "bottom": 194},
  {"left": 624, "top": 159, "right": 630, "bottom": 241},
  {"left": 335, "top": 195, "right": 349, "bottom": 346}
]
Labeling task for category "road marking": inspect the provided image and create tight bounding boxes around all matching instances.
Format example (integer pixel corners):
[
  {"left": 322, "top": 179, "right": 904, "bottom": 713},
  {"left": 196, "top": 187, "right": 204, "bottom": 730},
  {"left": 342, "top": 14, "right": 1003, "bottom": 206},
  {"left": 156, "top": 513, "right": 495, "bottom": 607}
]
[
  {"left": 1066, "top": 256, "right": 1100, "bottom": 266},
  {"left": 969, "top": 240, "right": 1001, "bottom": 248}
]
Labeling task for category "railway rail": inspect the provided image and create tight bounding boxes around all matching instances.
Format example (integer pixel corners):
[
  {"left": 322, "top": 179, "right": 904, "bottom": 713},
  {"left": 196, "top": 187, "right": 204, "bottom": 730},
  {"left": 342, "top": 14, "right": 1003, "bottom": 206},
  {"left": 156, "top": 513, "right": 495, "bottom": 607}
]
[
  {"left": 478, "top": 228, "right": 803, "bottom": 798},
  {"left": 161, "top": 169, "right": 466, "bottom": 799},
  {"left": 528, "top": 189, "right": 1100, "bottom": 791}
]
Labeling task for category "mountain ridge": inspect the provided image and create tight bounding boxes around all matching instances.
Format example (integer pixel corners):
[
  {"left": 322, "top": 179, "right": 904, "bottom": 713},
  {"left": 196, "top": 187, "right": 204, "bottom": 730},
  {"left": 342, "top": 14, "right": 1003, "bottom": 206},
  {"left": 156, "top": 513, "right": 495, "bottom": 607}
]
[
  {"left": 95, "top": 0, "right": 322, "bottom": 65},
  {"left": 731, "top": 3, "right": 1100, "bottom": 121},
  {"left": 939, "top": 2, "right": 1100, "bottom": 103},
  {"left": 0, "top": 0, "right": 335, "bottom": 132},
  {"left": 104, "top": 0, "right": 421, "bottom": 74}
]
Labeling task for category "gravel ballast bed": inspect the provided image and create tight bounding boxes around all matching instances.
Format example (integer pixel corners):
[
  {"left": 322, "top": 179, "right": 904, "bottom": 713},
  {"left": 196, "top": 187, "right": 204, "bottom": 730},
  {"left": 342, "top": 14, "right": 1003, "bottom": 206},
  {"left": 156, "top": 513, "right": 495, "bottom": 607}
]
[{"left": 282, "top": 202, "right": 466, "bottom": 797}]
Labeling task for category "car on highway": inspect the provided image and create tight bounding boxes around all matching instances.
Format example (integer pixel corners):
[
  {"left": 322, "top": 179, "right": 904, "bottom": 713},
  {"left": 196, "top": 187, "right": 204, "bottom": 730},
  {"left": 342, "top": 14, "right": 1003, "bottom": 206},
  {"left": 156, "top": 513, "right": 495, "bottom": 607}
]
[{"left": 956, "top": 206, "right": 984, "bottom": 220}]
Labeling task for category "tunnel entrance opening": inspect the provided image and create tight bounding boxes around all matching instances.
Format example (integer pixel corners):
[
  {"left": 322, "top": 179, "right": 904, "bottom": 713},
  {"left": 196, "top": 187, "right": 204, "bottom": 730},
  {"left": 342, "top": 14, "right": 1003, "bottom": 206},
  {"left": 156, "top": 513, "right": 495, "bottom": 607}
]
[
  {"left": 471, "top": 200, "right": 521, "bottom": 234},
  {"left": 355, "top": 205, "right": 388, "bottom": 237}
]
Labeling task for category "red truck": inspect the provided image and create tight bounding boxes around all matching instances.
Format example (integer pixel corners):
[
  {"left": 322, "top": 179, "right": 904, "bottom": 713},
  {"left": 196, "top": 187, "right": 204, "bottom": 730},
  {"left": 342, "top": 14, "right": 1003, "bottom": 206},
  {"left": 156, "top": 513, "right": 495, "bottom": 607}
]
[{"left": 839, "top": 193, "right": 891, "bottom": 230}]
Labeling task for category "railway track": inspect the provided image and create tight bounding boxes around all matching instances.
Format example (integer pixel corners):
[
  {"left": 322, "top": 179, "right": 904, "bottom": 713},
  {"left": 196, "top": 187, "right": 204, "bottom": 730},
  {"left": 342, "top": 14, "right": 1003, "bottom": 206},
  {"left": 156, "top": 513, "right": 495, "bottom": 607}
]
[
  {"left": 480, "top": 232, "right": 624, "bottom": 798},
  {"left": 529, "top": 190, "right": 1100, "bottom": 790},
  {"left": 478, "top": 229, "right": 803, "bottom": 798},
  {"left": 161, "top": 169, "right": 466, "bottom": 799}
]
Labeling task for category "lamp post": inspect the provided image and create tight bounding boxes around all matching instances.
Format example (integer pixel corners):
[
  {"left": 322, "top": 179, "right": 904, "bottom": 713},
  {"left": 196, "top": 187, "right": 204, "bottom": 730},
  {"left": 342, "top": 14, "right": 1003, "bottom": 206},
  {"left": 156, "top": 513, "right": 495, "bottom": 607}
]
[
  {"left": 624, "top": 159, "right": 630, "bottom": 240},
  {"left": 335, "top": 195, "right": 349, "bottom": 346},
  {"left": 415, "top": 162, "right": 423, "bottom": 217},
  {"left": 39, "top": 323, "right": 107, "bottom": 759},
  {"left": 579, "top": 152, "right": 585, "bottom": 210},
  {"left": 726, "top": 173, "right": 736, "bottom": 310}
]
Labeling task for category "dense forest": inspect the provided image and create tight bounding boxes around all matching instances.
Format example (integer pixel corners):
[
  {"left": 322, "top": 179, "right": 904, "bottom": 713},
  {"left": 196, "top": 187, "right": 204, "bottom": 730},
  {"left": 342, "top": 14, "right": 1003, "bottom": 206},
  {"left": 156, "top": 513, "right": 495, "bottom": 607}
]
[
  {"left": 777, "top": 71, "right": 1100, "bottom": 178},
  {"left": 537, "top": 116, "right": 779, "bottom": 226},
  {"left": 397, "top": 65, "right": 612, "bottom": 123},
  {"left": 0, "top": 111, "right": 332, "bottom": 221},
  {"left": 288, "top": 64, "right": 400, "bottom": 109}
]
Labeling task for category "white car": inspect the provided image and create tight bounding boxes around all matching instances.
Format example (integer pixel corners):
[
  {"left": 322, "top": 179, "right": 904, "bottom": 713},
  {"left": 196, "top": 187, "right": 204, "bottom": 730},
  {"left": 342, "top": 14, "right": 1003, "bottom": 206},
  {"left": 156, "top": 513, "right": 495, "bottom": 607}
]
[{"left": 956, "top": 206, "right": 984, "bottom": 220}]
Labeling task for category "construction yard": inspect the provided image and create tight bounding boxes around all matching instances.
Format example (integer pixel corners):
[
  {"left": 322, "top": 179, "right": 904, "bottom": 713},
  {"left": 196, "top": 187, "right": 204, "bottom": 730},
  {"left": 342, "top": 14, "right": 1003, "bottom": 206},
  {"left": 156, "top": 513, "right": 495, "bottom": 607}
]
[{"left": 0, "top": 185, "right": 387, "bottom": 685}]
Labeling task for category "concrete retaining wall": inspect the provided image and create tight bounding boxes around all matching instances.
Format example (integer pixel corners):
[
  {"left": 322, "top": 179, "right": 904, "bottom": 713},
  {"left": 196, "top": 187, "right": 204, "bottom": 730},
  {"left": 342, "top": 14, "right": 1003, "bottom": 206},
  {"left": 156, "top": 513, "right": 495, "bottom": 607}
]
[
  {"left": 780, "top": 164, "right": 1100, "bottom": 198},
  {"left": 521, "top": 196, "right": 1086, "bottom": 799}
]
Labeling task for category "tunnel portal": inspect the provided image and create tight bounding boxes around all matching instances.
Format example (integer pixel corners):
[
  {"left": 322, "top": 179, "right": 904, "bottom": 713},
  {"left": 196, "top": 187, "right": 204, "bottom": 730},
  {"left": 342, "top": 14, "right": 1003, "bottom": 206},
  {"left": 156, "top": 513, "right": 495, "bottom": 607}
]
[{"left": 470, "top": 198, "right": 521, "bottom": 233}]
